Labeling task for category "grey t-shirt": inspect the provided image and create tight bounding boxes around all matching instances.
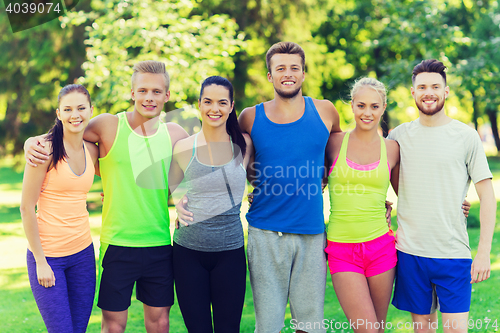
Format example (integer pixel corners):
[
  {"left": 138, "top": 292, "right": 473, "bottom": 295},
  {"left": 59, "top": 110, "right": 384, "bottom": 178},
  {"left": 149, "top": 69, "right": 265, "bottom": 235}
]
[
  {"left": 173, "top": 143, "right": 246, "bottom": 252},
  {"left": 388, "top": 118, "right": 492, "bottom": 259}
]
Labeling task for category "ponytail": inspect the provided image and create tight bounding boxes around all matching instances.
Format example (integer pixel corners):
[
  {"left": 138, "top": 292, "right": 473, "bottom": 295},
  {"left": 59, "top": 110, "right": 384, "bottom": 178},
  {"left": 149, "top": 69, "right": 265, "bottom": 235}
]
[
  {"left": 226, "top": 108, "right": 246, "bottom": 158},
  {"left": 46, "top": 118, "right": 66, "bottom": 169}
]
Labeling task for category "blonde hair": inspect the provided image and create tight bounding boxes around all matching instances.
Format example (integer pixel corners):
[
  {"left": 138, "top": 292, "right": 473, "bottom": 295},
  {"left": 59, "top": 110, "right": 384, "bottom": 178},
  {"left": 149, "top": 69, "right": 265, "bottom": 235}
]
[
  {"left": 350, "top": 77, "right": 387, "bottom": 105},
  {"left": 131, "top": 60, "right": 170, "bottom": 90}
]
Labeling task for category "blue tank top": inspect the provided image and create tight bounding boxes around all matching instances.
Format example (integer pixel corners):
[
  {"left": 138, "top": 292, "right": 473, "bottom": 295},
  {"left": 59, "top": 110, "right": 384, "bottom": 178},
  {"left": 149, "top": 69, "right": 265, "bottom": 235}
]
[{"left": 246, "top": 96, "right": 329, "bottom": 234}]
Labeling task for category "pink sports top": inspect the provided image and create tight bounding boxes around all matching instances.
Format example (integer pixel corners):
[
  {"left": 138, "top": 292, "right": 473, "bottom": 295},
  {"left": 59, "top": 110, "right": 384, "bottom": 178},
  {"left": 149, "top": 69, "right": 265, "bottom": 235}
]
[{"left": 35, "top": 144, "right": 94, "bottom": 257}]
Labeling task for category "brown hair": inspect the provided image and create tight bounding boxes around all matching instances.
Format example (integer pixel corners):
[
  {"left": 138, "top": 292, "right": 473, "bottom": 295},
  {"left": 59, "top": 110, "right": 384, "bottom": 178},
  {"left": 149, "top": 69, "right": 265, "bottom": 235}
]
[
  {"left": 199, "top": 76, "right": 247, "bottom": 158},
  {"left": 412, "top": 59, "right": 447, "bottom": 85},
  {"left": 265, "top": 42, "right": 305, "bottom": 72},
  {"left": 131, "top": 60, "right": 170, "bottom": 90},
  {"left": 48, "top": 84, "right": 92, "bottom": 169}
]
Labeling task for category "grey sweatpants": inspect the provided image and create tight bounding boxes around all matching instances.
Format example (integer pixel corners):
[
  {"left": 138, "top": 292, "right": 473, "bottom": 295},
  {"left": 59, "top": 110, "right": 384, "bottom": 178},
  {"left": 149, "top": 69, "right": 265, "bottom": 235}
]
[{"left": 247, "top": 225, "right": 327, "bottom": 333}]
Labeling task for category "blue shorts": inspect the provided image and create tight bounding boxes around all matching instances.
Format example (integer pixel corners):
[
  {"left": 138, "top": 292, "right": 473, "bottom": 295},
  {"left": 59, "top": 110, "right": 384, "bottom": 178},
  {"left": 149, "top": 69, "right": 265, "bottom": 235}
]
[{"left": 392, "top": 251, "right": 472, "bottom": 314}]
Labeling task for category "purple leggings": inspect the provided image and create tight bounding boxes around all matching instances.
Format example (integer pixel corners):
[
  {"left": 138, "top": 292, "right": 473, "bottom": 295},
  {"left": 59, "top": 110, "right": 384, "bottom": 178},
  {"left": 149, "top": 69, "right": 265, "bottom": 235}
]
[{"left": 27, "top": 244, "right": 96, "bottom": 333}]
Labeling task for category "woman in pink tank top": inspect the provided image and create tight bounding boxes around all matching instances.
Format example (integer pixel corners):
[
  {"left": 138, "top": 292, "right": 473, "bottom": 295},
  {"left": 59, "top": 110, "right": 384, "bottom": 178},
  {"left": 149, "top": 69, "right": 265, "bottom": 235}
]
[
  {"left": 20, "top": 84, "right": 99, "bottom": 333},
  {"left": 325, "top": 78, "right": 400, "bottom": 333}
]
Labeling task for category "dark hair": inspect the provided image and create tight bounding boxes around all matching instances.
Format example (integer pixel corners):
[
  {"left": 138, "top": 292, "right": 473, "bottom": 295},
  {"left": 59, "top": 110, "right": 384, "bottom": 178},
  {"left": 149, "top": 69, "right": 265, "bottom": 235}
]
[
  {"left": 412, "top": 59, "right": 447, "bottom": 85},
  {"left": 199, "top": 76, "right": 247, "bottom": 158},
  {"left": 266, "top": 42, "right": 305, "bottom": 73},
  {"left": 47, "top": 84, "right": 92, "bottom": 169}
]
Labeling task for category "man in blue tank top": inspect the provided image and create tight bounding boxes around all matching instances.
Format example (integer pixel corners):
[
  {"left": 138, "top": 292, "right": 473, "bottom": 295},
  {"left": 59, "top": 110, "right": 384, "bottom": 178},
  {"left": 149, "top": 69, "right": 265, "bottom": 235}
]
[{"left": 239, "top": 42, "right": 341, "bottom": 333}]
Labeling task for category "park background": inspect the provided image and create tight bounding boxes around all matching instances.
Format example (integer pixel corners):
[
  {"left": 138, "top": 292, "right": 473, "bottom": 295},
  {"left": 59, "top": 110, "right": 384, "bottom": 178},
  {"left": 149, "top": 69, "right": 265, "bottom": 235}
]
[{"left": 1, "top": 0, "right": 500, "bottom": 331}]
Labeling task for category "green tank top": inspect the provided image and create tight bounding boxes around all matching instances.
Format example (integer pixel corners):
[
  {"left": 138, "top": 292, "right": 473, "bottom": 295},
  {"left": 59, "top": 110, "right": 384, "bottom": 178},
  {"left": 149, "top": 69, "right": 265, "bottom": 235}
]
[
  {"left": 99, "top": 112, "right": 172, "bottom": 247},
  {"left": 327, "top": 132, "right": 389, "bottom": 243}
]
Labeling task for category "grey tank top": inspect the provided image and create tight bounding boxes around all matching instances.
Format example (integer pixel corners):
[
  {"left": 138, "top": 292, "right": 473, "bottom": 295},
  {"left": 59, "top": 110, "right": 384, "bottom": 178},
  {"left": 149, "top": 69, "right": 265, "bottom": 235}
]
[{"left": 173, "top": 134, "right": 247, "bottom": 252}]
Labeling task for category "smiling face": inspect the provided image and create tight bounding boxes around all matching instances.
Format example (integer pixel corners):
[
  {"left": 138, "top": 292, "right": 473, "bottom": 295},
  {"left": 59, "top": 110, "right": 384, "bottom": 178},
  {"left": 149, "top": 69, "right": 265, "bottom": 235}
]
[
  {"left": 131, "top": 72, "right": 170, "bottom": 119},
  {"left": 352, "top": 86, "right": 386, "bottom": 131},
  {"left": 411, "top": 72, "right": 449, "bottom": 116},
  {"left": 56, "top": 92, "right": 93, "bottom": 134},
  {"left": 267, "top": 53, "right": 305, "bottom": 99},
  {"left": 198, "top": 84, "right": 234, "bottom": 129}
]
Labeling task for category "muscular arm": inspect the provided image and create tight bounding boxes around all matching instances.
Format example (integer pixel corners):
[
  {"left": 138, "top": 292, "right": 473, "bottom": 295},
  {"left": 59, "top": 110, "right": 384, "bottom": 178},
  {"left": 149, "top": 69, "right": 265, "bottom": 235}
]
[
  {"left": 242, "top": 133, "right": 254, "bottom": 169},
  {"left": 84, "top": 141, "right": 100, "bottom": 177},
  {"left": 25, "top": 113, "right": 117, "bottom": 168},
  {"left": 324, "top": 132, "right": 345, "bottom": 188},
  {"left": 168, "top": 158, "right": 184, "bottom": 194},
  {"left": 385, "top": 139, "right": 400, "bottom": 195},
  {"left": 390, "top": 163, "right": 400, "bottom": 196},
  {"left": 238, "top": 107, "right": 257, "bottom": 186},
  {"left": 24, "top": 135, "right": 50, "bottom": 167},
  {"left": 168, "top": 141, "right": 188, "bottom": 194},
  {"left": 167, "top": 122, "right": 189, "bottom": 194},
  {"left": 313, "top": 99, "right": 341, "bottom": 134},
  {"left": 83, "top": 114, "right": 106, "bottom": 144},
  {"left": 471, "top": 178, "right": 496, "bottom": 283}
]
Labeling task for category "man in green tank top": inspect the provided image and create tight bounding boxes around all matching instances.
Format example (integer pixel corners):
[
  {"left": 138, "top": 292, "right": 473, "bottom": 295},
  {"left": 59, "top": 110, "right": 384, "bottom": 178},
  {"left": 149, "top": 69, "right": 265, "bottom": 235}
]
[{"left": 24, "top": 60, "right": 188, "bottom": 333}]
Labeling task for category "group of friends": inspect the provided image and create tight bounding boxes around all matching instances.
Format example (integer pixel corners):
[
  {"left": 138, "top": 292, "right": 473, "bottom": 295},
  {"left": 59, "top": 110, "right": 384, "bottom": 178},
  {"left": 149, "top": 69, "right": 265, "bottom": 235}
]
[{"left": 20, "top": 41, "right": 495, "bottom": 333}]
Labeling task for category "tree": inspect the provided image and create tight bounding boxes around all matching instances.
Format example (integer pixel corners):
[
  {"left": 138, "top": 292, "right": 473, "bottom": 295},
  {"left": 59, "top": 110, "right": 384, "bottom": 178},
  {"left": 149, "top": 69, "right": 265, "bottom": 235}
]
[
  {"left": 449, "top": 0, "right": 500, "bottom": 152},
  {"left": 193, "top": 0, "right": 342, "bottom": 112},
  {"left": 0, "top": 6, "right": 89, "bottom": 156},
  {"left": 66, "top": 0, "right": 243, "bottom": 115}
]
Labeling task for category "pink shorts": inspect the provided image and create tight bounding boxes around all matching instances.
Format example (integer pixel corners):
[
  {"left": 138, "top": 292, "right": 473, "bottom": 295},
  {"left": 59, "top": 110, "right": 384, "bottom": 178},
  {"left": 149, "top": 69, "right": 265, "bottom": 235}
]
[{"left": 325, "top": 231, "right": 397, "bottom": 277}]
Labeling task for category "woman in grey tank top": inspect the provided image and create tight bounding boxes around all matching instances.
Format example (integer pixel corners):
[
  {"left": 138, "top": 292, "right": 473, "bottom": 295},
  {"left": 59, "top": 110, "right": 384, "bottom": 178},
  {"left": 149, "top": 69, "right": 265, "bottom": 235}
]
[{"left": 169, "top": 76, "right": 253, "bottom": 333}]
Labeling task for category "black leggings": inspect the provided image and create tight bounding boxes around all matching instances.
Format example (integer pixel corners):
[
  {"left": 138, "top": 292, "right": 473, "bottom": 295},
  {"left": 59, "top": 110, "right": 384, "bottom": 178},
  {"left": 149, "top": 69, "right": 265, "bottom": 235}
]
[{"left": 173, "top": 242, "right": 246, "bottom": 333}]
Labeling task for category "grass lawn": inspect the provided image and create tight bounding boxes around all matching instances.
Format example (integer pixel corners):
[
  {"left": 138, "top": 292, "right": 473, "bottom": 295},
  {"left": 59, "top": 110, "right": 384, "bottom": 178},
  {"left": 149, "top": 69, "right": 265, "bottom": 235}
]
[{"left": 1, "top": 158, "right": 499, "bottom": 332}]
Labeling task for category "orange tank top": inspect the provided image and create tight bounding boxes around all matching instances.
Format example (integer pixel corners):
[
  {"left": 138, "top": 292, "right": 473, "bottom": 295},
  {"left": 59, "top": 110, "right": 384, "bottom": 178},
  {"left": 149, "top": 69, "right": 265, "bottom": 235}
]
[{"left": 35, "top": 144, "right": 94, "bottom": 257}]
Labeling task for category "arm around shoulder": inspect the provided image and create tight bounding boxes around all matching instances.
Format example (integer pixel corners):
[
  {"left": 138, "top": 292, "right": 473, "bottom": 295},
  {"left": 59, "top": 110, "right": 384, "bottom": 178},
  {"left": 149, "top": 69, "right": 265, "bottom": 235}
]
[
  {"left": 169, "top": 136, "right": 193, "bottom": 193},
  {"left": 24, "top": 134, "right": 50, "bottom": 167}
]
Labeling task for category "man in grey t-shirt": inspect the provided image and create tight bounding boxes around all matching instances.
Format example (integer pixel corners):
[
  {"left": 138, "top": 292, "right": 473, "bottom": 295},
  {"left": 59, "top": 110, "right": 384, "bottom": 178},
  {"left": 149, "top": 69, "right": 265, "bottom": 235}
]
[{"left": 388, "top": 59, "right": 496, "bottom": 333}]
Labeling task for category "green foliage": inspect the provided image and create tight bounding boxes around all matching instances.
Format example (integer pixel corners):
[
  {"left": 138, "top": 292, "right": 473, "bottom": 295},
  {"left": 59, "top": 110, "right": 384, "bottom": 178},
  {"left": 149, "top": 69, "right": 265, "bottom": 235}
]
[
  {"left": 0, "top": 12, "right": 89, "bottom": 156},
  {"left": 3, "top": 0, "right": 500, "bottom": 155},
  {"left": 64, "top": 0, "right": 243, "bottom": 114}
]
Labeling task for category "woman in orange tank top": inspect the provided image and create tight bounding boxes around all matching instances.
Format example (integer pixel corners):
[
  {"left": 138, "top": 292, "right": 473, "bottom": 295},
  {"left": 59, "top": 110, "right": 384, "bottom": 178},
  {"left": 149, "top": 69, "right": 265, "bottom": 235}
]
[{"left": 20, "top": 84, "right": 99, "bottom": 333}]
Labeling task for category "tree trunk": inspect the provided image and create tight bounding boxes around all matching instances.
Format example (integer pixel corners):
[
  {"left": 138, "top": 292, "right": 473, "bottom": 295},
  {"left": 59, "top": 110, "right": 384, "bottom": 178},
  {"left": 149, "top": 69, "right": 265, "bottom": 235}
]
[
  {"left": 486, "top": 108, "right": 500, "bottom": 153},
  {"left": 233, "top": 54, "right": 249, "bottom": 114},
  {"left": 373, "top": 49, "right": 390, "bottom": 137},
  {"left": 471, "top": 91, "right": 479, "bottom": 130}
]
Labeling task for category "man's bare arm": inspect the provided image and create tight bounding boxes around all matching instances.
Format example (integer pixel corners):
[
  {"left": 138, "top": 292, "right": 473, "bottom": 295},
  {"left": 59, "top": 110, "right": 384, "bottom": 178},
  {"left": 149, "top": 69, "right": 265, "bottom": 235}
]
[{"left": 471, "top": 178, "right": 496, "bottom": 283}]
